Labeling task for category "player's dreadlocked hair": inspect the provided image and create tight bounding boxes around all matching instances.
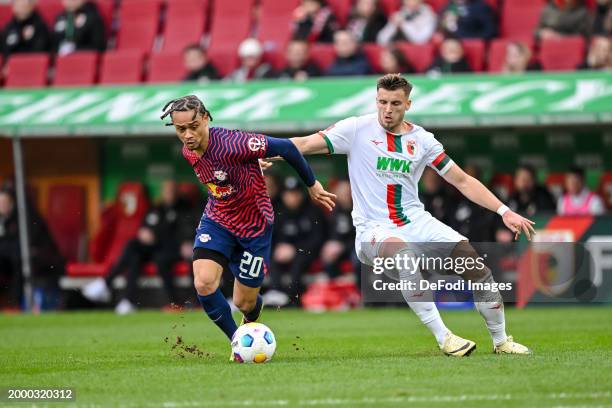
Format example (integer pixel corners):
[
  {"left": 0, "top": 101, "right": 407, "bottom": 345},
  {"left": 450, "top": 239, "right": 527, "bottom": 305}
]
[
  {"left": 160, "top": 95, "right": 213, "bottom": 126},
  {"left": 377, "top": 74, "right": 413, "bottom": 97}
]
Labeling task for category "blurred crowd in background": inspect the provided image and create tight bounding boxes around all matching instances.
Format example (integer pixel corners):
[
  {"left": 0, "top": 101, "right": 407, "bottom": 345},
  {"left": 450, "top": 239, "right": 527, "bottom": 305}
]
[
  {"left": 0, "top": 0, "right": 610, "bottom": 87},
  {"left": 1, "top": 164, "right": 610, "bottom": 312}
]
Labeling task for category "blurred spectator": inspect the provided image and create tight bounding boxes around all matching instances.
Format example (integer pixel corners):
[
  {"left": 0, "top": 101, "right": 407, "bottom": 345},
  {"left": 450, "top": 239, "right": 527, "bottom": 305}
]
[
  {"left": 502, "top": 41, "right": 541, "bottom": 73},
  {"left": 379, "top": 45, "right": 415, "bottom": 74},
  {"left": 377, "top": 0, "right": 437, "bottom": 45},
  {"left": 320, "top": 180, "right": 357, "bottom": 280},
  {"left": 53, "top": 0, "right": 105, "bottom": 55},
  {"left": 594, "top": 0, "right": 611, "bottom": 35},
  {"left": 275, "top": 40, "right": 321, "bottom": 81},
  {"left": 1, "top": 0, "right": 51, "bottom": 58},
  {"left": 557, "top": 167, "right": 605, "bottom": 215},
  {"left": 426, "top": 37, "right": 472, "bottom": 74},
  {"left": 326, "top": 30, "right": 371, "bottom": 76},
  {"left": 182, "top": 44, "right": 220, "bottom": 83},
  {"left": 419, "top": 167, "right": 452, "bottom": 223},
  {"left": 507, "top": 165, "right": 556, "bottom": 217},
  {"left": 440, "top": 0, "right": 497, "bottom": 40},
  {"left": 578, "top": 36, "right": 612, "bottom": 70},
  {"left": 266, "top": 177, "right": 327, "bottom": 306},
  {"left": 346, "top": 0, "right": 387, "bottom": 43},
  {"left": 292, "top": 0, "right": 339, "bottom": 43},
  {"left": 82, "top": 181, "right": 195, "bottom": 314},
  {"left": 264, "top": 174, "right": 282, "bottom": 208},
  {"left": 0, "top": 188, "right": 64, "bottom": 310},
  {"left": 537, "top": 0, "right": 592, "bottom": 39},
  {"left": 447, "top": 165, "right": 497, "bottom": 241},
  {"left": 226, "top": 38, "right": 274, "bottom": 82}
]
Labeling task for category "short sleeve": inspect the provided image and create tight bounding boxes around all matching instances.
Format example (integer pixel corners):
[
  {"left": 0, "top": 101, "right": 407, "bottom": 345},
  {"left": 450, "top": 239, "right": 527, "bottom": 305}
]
[
  {"left": 319, "top": 117, "right": 357, "bottom": 155},
  {"left": 232, "top": 130, "right": 268, "bottom": 161},
  {"left": 425, "top": 134, "right": 454, "bottom": 175}
]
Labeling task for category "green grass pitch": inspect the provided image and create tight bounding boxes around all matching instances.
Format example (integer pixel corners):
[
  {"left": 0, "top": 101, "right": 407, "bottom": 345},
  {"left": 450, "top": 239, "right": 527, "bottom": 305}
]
[{"left": 1, "top": 306, "right": 611, "bottom": 408}]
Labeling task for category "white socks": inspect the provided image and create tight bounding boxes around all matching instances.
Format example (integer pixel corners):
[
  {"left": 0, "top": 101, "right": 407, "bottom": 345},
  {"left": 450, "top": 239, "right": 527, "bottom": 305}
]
[{"left": 474, "top": 301, "right": 508, "bottom": 346}]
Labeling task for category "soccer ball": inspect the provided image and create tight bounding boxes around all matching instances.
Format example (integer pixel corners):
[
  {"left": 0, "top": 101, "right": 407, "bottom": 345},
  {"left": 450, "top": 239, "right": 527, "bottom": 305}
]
[{"left": 231, "top": 323, "right": 276, "bottom": 363}]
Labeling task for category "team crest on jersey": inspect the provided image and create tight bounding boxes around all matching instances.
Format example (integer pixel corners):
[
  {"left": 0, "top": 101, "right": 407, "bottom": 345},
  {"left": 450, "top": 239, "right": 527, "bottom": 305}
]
[
  {"left": 214, "top": 170, "right": 227, "bottom": 182},
  {"left": 406, "top": 140, "right": 417, "bottom": 157},
  {"left": 207, "top": 183, "right": 234, "bottom": 199}
]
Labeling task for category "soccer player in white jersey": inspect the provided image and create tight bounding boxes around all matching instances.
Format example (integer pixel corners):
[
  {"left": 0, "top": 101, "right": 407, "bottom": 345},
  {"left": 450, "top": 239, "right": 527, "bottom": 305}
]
[{"left": 290, "top": 74, "right": 535, "bottom": 355}]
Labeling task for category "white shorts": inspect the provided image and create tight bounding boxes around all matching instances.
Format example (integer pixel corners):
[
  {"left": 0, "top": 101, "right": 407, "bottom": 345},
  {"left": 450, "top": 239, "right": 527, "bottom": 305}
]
[{"left": 355, "top": 212, "right": 467, "bottom": 266}]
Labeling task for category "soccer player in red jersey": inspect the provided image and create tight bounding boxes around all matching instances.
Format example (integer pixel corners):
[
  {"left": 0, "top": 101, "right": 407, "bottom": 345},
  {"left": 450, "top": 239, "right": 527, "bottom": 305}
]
[{"left": 161, "top": 95, "right": 335, "bottom": 357}]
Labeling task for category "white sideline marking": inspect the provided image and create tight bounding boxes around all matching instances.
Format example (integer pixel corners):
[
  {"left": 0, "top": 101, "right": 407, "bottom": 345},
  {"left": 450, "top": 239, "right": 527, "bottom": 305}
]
[{"left": 5, "top": 391, "right": 610, "bottom": 408}]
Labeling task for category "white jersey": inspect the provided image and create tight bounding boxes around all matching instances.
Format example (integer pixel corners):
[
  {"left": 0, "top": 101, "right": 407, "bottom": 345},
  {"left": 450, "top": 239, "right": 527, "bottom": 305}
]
[{"left": 320, "top": 113, "right": 454, "bottom": 232}]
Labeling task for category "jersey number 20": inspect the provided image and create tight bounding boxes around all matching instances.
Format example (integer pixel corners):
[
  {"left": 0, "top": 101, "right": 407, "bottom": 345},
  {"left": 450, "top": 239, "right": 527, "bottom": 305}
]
[{"left": 239, "top": 251, "right": 264, "bottom": 278}]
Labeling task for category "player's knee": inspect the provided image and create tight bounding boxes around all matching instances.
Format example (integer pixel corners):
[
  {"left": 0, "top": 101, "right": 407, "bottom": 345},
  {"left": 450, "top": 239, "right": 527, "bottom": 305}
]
[{"left": 193, "top": 268, "right": 220, "bottom": 296}]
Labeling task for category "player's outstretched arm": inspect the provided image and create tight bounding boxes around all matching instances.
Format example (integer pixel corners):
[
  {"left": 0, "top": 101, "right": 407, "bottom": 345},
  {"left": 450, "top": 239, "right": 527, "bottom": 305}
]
[
  {"left": 290, "top": 133, "right": 330, "bottom": 155},
  {"left": 266, "top": 137, "right": 336, "bottom": 211},
  {"left": 442, "top": 164, "right": 536, "bottom": 240}
]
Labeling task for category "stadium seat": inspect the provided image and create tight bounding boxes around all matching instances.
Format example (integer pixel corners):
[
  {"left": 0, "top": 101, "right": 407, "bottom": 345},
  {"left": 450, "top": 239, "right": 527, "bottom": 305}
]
[
  {"left": 461, "top": 39, "right": 485, "bottom": 72},
  {"left": 118, "top": 0, "right": 161, "bottom": 22},
  {"left": 67, "top": 182, "right": 149, "bottom": 277},
  {"left": 257, "top": 0, "right": 300, "bottom": 52},
  {"left": 490, "top": 173, "right": 514, "bottom": 202},
  {"left": 487, "top": 38, "right": 534, "bottom": 72},
  {"left": 363, "top": 43, "right": 383, "bottom": 73},
  {"left": 545, "top": 173, "right": 566, "bottom": 200},
  {"left": 99, "top": 51, "right": 144, "bottom": 85},
  {"left": 326, "top": 0, "right": 352, "bottom": 26},
  {"left": 147, "top": 52, "right": 188, "bottom": 83},
  {"left": 161, "top": 0, "right": 207, "bottom": 53},
  {"left": 309, "top": 43, "right": 336, "bottom": 72},
  {"left": 161, "top": 14, "right": 205, "bottom": 53},
  {"left": 36, "top": 0, "right": 64, "bottom": 27},
  {"left": 116, "top": 19, "right": 159, "bottom": 52},
  {"left": 597, "top": 172, "right": 612, "bottom": 209},
  {"left": 0, "top": 3, "right": 12, "bottom": 28},
  {"left": 379, "top": 0, "right": 400, "bottom": 16},
  {"left": 206, "top": 47, "right": 240, "bottom": 77},
  {"left": 4, "top": 53, "right": 49, "bottom": 88},
  {"left": 501, "top": 1, "right": 544, "bottom": 39},
  {"left": 395, "top": 42, "right": 434, "bottom": 73},
  {"left": 53, "top": 52, "right": 99, "bottom": 86},
  {"left": 426, "top": 0, "right": 447, "bottom": 12},
  {"left": 264, "top": 48, "right": 286, "bottom": 71},
  {"left": 47, "top": 185, "right": 86, "bottom": 262},
  {"left": 539, "top": 36, "right": 585, "bottom": 71},
  {"left": 208, "top": 0, "right": 254, "bottom": 53},
  {"left": 94, "top": 0, "right": 115, "bottom": 37}
]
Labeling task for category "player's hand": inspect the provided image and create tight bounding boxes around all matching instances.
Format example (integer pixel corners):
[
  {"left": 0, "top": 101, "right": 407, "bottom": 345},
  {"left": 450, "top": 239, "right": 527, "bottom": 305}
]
[
  {"left": 308, "top": 180, "right": 337, "bottom": 212},
  {"left": 258, "top": 158, "right": 274, "bottom": 171},
  {"left": 502, "top": 210, "right": 536, "bottom": 241}
]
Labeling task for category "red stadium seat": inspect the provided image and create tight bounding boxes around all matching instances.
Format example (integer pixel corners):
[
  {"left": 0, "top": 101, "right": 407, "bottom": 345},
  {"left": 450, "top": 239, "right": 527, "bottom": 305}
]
[
  {"left": 379, "top": 0, "right": 400, "bottom": 16},
  {"left": 363, "top": 43, "right": 383, "bottom": 73},
  {"left": 461, "top": 39, "right": 485, "bottom": 72},
  {"left": 162, "top": 14, "right": 205, "bottom": 53},
  {"left": 36, "top": 0, "right": 63, "bottom": 27},
  {"left": 0, "top": 4, "right": 12, "bottom": 28},
  {"left": 116, "top": 19, "right": 158, "bottom": 52},
  {"left": 396, "top": 42, "right": 434, "bottom": 73},
  {"left": 94, "top": 0, "right": 115, "bottom": 36},
  {"left": 257, "top": 0, "right": 300, "bottom": 52},
  {"left": 487, "top": 37, "right": 534, "bottom": 72},
  {"left": 490, "top": 173, "right": 514, "bottom": 202},
  {"left": 53, "top": 52, "right": 98, "bottom": 86},
  {"left": 207, "top": 47, "right": 239, "bottom": 77},
  {"left": 4, "top": 53, "right": 49, "bottom": 88},
  {"left": 208, "top": 0, "right": 255, "bottom": 53},
  {"left": 264, "top": 48, "right": 286, "bottom": 71},
  {"left": 47, "top": 185, "right": 86, "bottom": 262},
  {"left": 67, "top": 182, "right": 150, "bottom": 277},
  {"left": 99, "top": 51, "right": 144, "bottom": 85},
  {"left": 501, "top": 1, "right": 544, "bottom": 39},
  {"left": 326, "top": 0, "right": 352, "bottom": 26},
  {"left": 597, "top": 172, "right": 612, "bottom": 209},
  {"left": 426, "top": 0, "right": 447, "bottom": 13},
  {"left": 118, "top": 0, "right": 161, "bottom": 22},
  {"left": 309, "top": 43, "right": 336, "bottom": 72},
  {"left": 539, "top": 36, "right": 585, "bottom": 71},
  {"left": 147, "top": 52, "right": 188, "bottom": 83}
]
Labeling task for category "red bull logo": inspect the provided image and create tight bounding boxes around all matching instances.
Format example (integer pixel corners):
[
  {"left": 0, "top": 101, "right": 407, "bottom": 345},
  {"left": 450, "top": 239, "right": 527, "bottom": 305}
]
[{"left": 207, "top": 183, "right": 234, "bottom": 199}]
